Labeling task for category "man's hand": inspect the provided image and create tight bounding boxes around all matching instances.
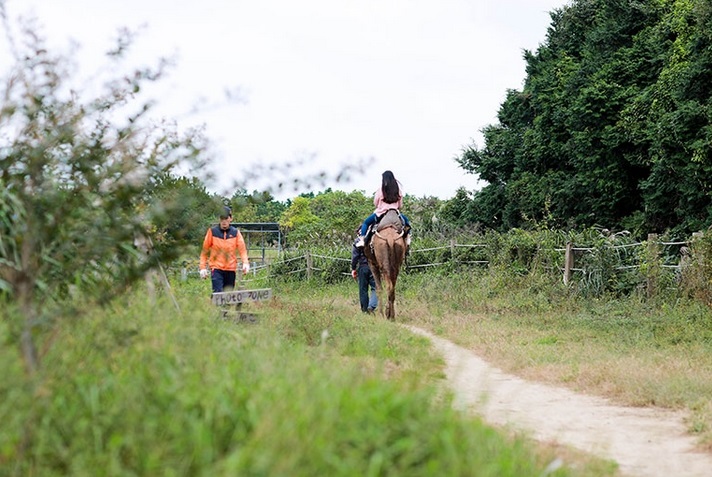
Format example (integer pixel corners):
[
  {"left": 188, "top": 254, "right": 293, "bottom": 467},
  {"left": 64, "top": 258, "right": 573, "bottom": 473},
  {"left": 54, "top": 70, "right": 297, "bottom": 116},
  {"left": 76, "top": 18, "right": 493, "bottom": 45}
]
[
  {"left": 351, "top": 270, "right": 357, "bottom": 280},
  {"left": 200, "top": 269, "right": 209, "bottom": 280},
  {"left": 242, "top": 263, "right": 250, "bottom": 274}
]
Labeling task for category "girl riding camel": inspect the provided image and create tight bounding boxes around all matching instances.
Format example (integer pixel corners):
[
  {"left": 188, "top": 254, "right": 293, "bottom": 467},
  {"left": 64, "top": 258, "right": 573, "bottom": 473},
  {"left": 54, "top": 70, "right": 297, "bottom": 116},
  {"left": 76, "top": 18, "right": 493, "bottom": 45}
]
[{"left": 355, "top": 170, "right": 411, "bottom": 248}]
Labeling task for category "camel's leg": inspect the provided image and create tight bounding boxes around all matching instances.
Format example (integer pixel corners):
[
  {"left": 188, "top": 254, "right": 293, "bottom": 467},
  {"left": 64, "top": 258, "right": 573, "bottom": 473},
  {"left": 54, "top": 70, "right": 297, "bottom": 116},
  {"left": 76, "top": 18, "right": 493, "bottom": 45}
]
[
  {"left": 386, "top": 279, "right": 396, "bottom": 321},
  {"left": 385, "top": 241, "right": 404, "bottom": 321},
  {"left": 371, "top": 265, "right": 383, "bottom": 291},
  {"left": 377, "top": 279, "right": 389, "bottom": 318}
]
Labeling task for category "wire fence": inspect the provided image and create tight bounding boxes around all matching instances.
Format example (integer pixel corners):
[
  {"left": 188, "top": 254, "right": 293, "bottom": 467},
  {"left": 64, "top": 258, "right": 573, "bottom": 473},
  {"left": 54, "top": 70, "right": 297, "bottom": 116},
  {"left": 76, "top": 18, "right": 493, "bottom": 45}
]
[{"left": 173, "top": 233, "right": 704, "bottom": 296}]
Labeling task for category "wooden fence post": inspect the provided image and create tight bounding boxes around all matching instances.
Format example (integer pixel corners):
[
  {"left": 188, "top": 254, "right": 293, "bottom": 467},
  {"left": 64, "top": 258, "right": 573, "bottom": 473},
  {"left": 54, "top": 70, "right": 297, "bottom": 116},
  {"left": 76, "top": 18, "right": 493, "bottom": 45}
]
[
  {"left": 647, "top": 233, "right": 660, "bottom": 298},
  {"left": 306, "top": 251, "right": 313, "bottom": 280},
  {"left": 564, "top": 241, "right": 574, "bottom": 285}
]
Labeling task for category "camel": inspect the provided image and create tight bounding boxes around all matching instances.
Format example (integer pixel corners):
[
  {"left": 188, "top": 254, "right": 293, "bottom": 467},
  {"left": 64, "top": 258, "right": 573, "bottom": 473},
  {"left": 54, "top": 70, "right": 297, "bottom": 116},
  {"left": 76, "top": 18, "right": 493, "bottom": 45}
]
[{"left": 363, "top": 209, "right": 408, "bottom": 320}]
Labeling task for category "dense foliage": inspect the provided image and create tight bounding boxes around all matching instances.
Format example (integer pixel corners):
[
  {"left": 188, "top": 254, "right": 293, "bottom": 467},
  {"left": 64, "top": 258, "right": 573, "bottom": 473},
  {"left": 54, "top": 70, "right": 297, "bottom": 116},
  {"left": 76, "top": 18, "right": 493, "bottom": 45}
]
[
  {"left": 457, "top": 0, "right": 712, "bottom": 238},
  {"left": 0, "top": 14, "right": 218, "bottom": 371},
  {"left": 279, "top": 190, "right": 374, "bottom": 248}
]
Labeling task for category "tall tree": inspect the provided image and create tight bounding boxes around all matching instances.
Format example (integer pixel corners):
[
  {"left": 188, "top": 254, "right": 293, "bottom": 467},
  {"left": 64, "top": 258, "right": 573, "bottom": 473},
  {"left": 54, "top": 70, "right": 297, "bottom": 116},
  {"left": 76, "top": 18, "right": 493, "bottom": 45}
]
[
  {"left": 278, "top": 190, "right": 372, "bottom": 248},
  {"left": 637, "top": 0, "right": 712, "bottom": 233},
  {"left": 457, "top": 0, "right": 712, "bottom": 236},
  {"left": 229, "top": 189, "right": 287, "bottom": 223},
  {"left": 0, "top": 12, "right": 210, "bottom": 372},
  {"left": 148, "top": 174, "right": 217, "bottom": 251}
]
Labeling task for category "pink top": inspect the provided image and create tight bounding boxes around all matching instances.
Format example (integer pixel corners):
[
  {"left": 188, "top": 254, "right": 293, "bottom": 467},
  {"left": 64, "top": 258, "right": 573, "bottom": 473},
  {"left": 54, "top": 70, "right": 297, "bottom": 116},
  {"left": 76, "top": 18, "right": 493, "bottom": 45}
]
[{"left": 373, "top": 182, "right": 403, "bottom": 216}]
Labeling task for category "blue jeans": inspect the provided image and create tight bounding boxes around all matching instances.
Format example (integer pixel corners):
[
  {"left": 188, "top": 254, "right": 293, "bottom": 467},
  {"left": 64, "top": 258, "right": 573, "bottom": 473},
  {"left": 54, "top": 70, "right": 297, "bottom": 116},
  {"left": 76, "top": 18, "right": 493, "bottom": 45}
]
[
  {"left": 358, "top": 265, "right": 378, "bottom": 312},
  {"left": 360, "top": 212, "right": 410, "bottom": 236}
]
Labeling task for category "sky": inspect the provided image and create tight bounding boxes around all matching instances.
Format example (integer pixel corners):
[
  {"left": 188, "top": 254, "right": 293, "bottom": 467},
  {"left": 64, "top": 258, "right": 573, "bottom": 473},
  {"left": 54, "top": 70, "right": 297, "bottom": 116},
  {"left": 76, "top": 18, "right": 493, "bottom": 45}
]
[{"left": 1, "top": 0, "right": 569, "bottom": 200}]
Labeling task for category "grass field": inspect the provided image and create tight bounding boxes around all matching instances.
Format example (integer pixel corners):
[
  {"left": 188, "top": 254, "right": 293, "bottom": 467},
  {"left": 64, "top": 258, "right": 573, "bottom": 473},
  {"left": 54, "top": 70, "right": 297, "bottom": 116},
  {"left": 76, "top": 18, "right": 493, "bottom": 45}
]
[{"left": 0, "top": 274, "right": 624, "bottom": 477}]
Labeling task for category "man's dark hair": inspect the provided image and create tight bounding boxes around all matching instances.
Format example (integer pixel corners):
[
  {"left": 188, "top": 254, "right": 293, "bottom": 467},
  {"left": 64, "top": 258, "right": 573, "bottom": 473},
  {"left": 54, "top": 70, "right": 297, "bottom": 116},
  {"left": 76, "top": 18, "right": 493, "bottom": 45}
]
[{"left": 219, "top": 206, "right": 232, "bottom": 220}]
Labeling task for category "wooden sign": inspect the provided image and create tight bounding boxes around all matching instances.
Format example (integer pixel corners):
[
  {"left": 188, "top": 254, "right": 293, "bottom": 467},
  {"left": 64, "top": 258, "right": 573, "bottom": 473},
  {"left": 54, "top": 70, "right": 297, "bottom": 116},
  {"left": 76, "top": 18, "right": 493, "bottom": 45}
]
[
  {"left": 211, "top": 288, "right": 272, "bottom": 306},
  {"left": 220, "top": 310, "right": 260, "bottom": 323}
]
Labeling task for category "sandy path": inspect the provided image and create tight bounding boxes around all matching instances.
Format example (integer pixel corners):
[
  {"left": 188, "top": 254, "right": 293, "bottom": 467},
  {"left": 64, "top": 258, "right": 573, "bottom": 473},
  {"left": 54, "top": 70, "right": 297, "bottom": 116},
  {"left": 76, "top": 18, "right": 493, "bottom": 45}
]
[{"left": 407, "top": 326, "right": 712, "bottom": 477}]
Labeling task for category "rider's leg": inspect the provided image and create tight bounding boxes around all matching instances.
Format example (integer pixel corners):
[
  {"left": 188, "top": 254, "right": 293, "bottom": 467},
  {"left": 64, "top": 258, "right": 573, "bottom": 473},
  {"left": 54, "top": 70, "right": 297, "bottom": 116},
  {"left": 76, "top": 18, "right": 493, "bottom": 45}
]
[
  {"left": 401, "top": 213, "right": 412, "bottom": 245},
  {"left": 361, "top": 213, "right": 377, "bottom": 236},
  {"left": 401, "top": 213, "right": 411, "bottom": 228},
  {"left": 356, "top": 213, "right": 377, "bottom": 247}
]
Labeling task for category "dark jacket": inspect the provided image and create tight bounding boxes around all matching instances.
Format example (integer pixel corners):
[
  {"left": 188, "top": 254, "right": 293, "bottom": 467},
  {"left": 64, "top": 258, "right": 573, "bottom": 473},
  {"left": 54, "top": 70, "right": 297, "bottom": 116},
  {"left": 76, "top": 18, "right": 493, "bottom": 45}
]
[{"left": 351, "top": 241, "right": 369, "bottom": 271}]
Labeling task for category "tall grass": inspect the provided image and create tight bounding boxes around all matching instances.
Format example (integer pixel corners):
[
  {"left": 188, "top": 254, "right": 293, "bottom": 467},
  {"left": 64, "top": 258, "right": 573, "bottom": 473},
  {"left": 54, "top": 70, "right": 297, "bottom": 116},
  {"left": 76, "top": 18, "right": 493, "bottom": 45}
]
[{"left": 0, "top": 279, "right": 616, "bottom": 476}]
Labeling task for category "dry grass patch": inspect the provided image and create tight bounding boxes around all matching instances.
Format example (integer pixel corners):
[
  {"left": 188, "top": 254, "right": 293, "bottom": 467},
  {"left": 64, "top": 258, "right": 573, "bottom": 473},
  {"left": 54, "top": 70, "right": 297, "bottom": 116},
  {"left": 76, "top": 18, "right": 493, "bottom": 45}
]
[{"left": 398, "top": 272, "right": 712, "bottom": 449}]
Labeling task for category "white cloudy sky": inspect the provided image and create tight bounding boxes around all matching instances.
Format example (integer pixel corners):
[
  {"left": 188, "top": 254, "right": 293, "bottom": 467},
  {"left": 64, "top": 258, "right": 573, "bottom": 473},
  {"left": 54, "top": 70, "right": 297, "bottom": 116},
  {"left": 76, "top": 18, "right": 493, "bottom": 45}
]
[{"left": 2, "top": 0, "right": 568, "bottom": 199}]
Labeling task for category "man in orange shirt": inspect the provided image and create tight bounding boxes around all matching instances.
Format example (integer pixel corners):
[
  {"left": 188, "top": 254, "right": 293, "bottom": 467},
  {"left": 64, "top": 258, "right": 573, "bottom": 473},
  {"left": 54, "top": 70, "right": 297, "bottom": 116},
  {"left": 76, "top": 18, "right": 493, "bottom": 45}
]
[{"left": 199, "top": 206, "right": 250, "bottom": 293}]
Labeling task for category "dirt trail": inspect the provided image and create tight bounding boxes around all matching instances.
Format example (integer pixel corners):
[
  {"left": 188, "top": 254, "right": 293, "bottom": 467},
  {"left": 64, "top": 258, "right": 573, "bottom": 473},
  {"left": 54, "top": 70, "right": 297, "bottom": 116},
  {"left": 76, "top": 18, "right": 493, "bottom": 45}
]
[{"left": 407, "top": 326, "right": 712, "bottom": 477}]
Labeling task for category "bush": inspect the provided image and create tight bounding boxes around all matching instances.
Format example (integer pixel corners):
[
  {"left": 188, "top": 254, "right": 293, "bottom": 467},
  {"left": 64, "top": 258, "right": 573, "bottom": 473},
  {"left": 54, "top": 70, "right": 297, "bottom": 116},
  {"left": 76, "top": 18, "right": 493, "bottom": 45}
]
[{"left": 679, "top": 231, "right": 712, "bottom": 307}]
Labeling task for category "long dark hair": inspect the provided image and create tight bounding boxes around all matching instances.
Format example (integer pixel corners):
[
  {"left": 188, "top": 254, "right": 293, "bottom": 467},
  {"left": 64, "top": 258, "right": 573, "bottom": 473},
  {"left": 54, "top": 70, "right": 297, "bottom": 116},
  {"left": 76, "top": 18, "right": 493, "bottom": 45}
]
[{"left": 381, "top": 170, "right": 400, "bottom": 204}]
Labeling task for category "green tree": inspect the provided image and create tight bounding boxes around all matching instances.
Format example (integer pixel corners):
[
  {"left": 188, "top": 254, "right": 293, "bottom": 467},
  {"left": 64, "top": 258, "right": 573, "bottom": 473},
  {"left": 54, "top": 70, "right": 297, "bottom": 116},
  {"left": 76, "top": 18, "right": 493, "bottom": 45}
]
[
  {"left": 636, "top": 0, "right": 712, "bottom": 234},
  {"left": 309, "top": 189, "right": 373, "bottom": 242},
  {"left": 402, "top": 194, "right": 445, "bottom": 238},
  {"left": 229, "top": 189, "right": 287, "bottom": 223},
  {"left": 149, "top": 173, "right": 217, "bottom": 252},
  {"left": 457, "top": 0, "right": 712, "bottom": 236},
  {"left": 278, "top": 190, "right": 372, "bottom": 248},
  {"left": 0, "top": 14, "right": 209, "bottom": 372},
  {"left": 279, "top": 196, "right": 320, "bottom": 247},
  {"left": 437, "top": 188, "right": 473, "bottom": 230}
]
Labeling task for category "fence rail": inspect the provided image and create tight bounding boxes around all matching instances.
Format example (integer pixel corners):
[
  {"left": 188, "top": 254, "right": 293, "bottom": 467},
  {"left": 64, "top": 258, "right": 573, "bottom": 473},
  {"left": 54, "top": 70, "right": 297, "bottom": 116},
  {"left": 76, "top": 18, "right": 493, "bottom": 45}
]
[{"left": 175, "top": 233, "right": 704, "bottom": 292}]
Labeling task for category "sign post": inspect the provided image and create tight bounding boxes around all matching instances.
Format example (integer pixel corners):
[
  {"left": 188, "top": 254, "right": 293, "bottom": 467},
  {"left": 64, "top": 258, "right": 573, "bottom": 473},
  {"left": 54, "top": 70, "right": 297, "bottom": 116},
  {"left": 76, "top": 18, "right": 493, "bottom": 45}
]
[{"left": 212, "top": 288, "right": 272, "bottom": 322}]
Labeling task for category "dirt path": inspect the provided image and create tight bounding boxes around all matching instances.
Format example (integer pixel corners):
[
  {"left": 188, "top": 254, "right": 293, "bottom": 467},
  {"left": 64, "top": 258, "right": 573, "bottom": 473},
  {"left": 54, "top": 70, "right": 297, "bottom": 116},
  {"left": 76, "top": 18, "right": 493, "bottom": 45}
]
[{"left": 407, "top": 326, "right": 712, "bottom": 477}]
